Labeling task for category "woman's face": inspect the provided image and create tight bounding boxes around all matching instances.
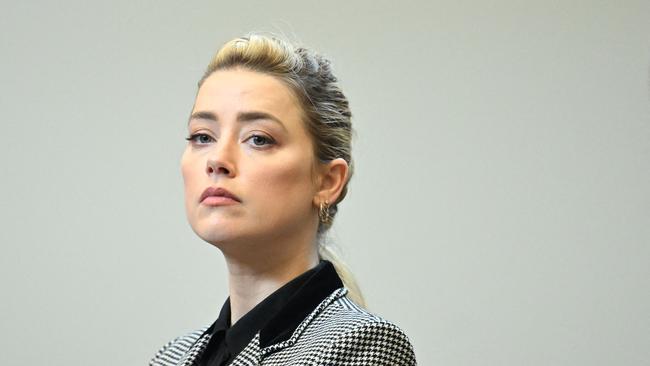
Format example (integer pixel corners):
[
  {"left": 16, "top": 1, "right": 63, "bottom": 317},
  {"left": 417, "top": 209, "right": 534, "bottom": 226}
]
[{"left": 181, "top": 68, "right": 320, "bottom": 247}]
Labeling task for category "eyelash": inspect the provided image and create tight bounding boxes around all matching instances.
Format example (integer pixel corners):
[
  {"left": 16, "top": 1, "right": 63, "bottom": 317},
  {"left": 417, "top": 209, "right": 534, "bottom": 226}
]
[{"left": 185, "top": 133, "right": 276, "bottom": 148}]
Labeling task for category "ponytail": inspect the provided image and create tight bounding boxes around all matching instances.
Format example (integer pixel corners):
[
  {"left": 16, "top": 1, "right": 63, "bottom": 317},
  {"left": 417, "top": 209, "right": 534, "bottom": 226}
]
[{"left": 318, "top": 243, "right": 366, "bottom": 308}]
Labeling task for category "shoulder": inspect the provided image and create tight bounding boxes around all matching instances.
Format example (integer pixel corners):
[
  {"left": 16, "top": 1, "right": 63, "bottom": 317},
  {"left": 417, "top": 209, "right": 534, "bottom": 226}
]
[
  {"left": 149, "top": 327, "right": 208, "bottom": 366},
  {"left": 312, "top": 295, "right": 417, "bottom": 365}
]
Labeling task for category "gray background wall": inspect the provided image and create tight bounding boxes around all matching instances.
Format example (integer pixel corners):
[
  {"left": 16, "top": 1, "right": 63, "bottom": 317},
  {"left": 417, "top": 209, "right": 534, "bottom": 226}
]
[{"left": 1, "top": 1, "right": 648, "bottom": 365}]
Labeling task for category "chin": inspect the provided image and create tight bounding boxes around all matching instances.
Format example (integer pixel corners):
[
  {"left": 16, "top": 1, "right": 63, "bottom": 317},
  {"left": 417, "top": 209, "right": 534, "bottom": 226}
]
[{"left": 187, "top": 208, "right": 239, "bottom": 238}]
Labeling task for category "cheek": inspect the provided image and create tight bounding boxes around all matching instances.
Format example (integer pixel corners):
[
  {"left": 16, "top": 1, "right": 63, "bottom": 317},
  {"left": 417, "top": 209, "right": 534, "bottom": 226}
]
[{"left": 248, "top": 156, "right": 315, "bottom": 205}]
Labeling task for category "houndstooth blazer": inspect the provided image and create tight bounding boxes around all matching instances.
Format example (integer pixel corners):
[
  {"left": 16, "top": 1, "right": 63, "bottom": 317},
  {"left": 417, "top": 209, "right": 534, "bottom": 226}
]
[{"left": 149, "top": 287, "right": 417, "bottom": 365}]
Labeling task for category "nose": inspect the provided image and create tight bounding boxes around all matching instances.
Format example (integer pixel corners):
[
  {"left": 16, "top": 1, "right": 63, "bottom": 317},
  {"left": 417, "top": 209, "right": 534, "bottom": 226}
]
[{"left": 206, "top": 137, "right": 237, "bottom": 178}]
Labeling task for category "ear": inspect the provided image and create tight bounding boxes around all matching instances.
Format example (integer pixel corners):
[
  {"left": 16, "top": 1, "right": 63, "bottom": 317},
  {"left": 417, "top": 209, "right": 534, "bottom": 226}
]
[{"left": 313, "top": 158, "right": 349, "bottom": 206}]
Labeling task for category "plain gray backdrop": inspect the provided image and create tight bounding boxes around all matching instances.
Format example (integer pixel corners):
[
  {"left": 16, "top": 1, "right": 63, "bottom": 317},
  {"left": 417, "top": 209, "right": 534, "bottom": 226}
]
[{"left": 1, "top": 1, "right": 648, "bottom": 365}]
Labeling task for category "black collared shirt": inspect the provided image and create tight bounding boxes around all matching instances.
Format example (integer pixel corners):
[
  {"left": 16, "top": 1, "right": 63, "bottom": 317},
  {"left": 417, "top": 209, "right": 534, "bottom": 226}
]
[{"left": 196, "top": 260, "right": 343, "bottom": 366}]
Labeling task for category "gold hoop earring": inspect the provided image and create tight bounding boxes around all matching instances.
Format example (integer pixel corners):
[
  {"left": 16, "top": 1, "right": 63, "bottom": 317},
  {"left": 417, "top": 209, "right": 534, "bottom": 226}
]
[{"left": 319, "top": 200, "right": 331, "bottom": 225}]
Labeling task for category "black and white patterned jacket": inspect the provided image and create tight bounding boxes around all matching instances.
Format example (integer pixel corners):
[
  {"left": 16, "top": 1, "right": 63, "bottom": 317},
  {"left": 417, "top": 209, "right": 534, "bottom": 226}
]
[{"left": 149, "top": 287, "right": 417, "bottom": 365}]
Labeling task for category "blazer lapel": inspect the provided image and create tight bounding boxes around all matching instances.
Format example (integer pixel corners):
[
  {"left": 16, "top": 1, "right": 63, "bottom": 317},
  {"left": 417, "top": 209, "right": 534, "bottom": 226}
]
[
  {"left": 177, "top": 331, "right": 211, "bottom": 366},
  {"left": 226, "top": 288, "right": 348, "bottom": 365},
  {"left": 259, "top": 288, "right": 348, "bottom": 357}
]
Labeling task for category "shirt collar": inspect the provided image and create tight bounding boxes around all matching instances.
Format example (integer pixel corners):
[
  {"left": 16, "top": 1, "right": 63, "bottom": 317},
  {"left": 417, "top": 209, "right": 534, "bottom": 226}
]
[
  {"left": 205, "top": 260, "right": 344, "bottom": 355},
  {"left": 259, "top": 259, "right": 343, "bottom": 348}
]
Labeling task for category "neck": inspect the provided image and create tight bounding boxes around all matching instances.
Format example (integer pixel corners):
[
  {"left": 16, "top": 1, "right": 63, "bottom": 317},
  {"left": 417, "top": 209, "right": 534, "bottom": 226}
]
[{"left": 221, "top": 232, "right": 320, "bottom": 325}]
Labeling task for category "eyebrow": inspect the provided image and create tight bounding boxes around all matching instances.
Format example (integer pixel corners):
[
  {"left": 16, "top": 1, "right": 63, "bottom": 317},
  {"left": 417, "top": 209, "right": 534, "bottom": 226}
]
[{"left": 188, "top": 110, "right": 287, "bottom": 132}]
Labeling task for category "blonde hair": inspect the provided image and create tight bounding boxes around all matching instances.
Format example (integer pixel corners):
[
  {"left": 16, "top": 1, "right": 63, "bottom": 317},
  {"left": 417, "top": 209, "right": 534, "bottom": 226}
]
[{"left": 198, "top": 33, "right": 365, "bottom": 307}]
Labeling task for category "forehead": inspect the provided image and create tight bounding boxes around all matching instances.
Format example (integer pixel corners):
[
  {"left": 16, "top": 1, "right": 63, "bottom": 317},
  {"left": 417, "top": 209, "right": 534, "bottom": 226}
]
[{"left": 193, "top": 68, "right": 304, "bottom": 125}]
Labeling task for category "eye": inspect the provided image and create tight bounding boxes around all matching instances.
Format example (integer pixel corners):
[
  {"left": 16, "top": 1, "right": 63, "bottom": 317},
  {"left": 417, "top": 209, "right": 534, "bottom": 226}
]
[
  {"left": 245, "top": 134, "right": 276, "bottom": 147},
  {"left": 185, "top": 133, "right": 214, "bottom": 145}
]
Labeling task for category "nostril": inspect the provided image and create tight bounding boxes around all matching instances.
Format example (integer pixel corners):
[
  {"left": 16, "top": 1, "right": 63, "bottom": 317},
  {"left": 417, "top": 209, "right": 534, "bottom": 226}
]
[
  {"left": 206, "top": 159, "right": 234, "bottom": 176},
  {"left": 207, "top": 165, "right": 230, "bottom": 175}
]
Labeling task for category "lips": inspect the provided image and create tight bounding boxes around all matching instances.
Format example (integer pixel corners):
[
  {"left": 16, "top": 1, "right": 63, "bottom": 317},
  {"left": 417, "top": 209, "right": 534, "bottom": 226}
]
[{"left": 199, "top": 186, "right": 241, "bottom": 203}]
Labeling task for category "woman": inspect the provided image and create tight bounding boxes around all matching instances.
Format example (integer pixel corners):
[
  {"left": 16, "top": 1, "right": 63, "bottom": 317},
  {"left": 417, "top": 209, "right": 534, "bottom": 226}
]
[{"left": 150, "top": 33, "right": 417, "bottom": 366}]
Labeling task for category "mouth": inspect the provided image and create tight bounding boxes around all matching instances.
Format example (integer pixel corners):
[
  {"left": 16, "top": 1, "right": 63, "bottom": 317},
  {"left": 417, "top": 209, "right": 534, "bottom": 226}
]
[{"left": 199, "top": 186, "right": 241, "bottom": 205}]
